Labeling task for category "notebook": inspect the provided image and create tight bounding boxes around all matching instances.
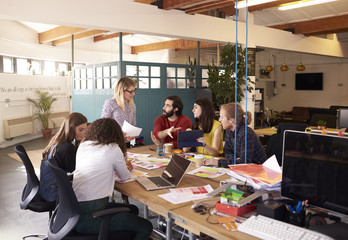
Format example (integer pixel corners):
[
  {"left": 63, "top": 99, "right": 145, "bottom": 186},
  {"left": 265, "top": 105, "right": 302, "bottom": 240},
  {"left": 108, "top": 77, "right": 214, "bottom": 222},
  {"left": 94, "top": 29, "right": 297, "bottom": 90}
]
[
  {"left": 136, "top": 154, "right": 191, "bottom": 191},
  {"left": 177, "top": 129, "right": 203, "bottom": 148}
]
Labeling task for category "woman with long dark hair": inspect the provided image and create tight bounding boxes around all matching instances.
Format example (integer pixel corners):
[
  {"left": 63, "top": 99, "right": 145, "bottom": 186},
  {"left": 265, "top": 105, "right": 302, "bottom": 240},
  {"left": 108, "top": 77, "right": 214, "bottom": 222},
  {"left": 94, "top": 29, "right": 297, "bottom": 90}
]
[
  {"left": 40, "top": 112, "right": 87, "bottom": 202},
  {"left": 191, "top": 98, "right": 223, "bottom": 156}
]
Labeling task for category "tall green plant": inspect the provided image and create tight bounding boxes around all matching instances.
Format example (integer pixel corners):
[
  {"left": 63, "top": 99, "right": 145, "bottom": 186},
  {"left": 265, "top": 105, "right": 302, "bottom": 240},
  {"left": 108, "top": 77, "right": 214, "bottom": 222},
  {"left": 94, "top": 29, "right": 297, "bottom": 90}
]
[
  {"left": 187, "top": 56, "right": 197, "bottom": 88},
  {"left": 207, "top": 43, "right": 254, "bottom": 105},
  {"left": 27, "top": 90, "right": 57, "bottom": 129}
]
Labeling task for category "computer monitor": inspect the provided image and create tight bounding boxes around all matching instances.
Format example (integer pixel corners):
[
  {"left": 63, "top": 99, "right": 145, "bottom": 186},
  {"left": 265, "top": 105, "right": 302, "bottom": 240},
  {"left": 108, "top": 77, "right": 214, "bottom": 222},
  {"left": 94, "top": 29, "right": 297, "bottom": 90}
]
[
  {"left": 338, "top": 108, "right": 348, "bottom": 131},
  {"left": 281, "top": 130, "right": 348, "bottom": 217}
]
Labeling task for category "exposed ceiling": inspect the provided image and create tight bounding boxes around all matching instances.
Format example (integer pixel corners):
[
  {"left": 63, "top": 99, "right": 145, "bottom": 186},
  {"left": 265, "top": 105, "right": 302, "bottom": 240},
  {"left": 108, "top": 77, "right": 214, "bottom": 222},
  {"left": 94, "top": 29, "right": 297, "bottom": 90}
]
[{"left": 21, "top": 0, "right": 348, "bottom": 54}]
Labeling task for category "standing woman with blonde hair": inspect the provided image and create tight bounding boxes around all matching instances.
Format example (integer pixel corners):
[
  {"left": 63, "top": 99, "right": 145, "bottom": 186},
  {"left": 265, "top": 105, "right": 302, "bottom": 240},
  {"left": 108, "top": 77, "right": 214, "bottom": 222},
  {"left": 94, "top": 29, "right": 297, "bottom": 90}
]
[
  {"left": 219, "top": 103, "right": 266, "bottom": 167},
  {"left": 40, "top": 112, "right": 88, "bottom": 202},
  {"left": 101, "top": 77, "right": 136, "bottom": 142}
]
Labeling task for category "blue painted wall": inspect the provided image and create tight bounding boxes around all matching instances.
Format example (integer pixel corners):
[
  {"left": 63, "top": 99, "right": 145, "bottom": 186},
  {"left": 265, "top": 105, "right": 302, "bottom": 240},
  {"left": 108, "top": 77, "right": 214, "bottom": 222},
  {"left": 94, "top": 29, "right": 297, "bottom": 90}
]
[{"left": 72, "top": 61, "right": 209, "bottom": 145}]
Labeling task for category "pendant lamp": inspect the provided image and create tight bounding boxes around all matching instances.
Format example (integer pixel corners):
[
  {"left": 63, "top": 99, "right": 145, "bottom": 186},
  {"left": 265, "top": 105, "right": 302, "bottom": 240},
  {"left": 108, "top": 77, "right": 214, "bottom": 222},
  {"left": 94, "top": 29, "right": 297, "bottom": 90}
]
[
  {"left": 297, "top": 63, "right": 306, "bottom": 71},
  {"left": 280, "top": 53, "right": 289, "bottom": 71},
  {"left": 297, "top": 55, "right": 305, "bottom": 71},
  {"left": 280, "top": 63, "right": 289, "bottom": 72},
  {"left": 265, "top": 64, "right": 273, "bottom": 72}
]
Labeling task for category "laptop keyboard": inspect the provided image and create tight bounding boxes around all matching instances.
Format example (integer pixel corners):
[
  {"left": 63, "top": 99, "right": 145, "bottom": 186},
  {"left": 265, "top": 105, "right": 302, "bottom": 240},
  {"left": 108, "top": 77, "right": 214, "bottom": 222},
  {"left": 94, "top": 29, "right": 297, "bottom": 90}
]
[{"left": 149, "top": 176, "right": 171, "bottom": 187}]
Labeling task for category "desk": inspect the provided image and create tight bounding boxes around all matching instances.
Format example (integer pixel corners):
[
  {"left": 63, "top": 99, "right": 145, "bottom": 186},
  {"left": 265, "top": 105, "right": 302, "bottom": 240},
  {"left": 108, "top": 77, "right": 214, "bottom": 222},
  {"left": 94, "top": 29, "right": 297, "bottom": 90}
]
[
  {"left": 254, "top": 127, "right": 277, "bottom": 137},
  {"left": 254, "top": 126, "right": 346, "bottom": 137},
  {"left": 115, "top": 145, "right": 257, "bottom": 240},
  {"left": 171, "top": 205, "right": 258, "bottom": 240}
]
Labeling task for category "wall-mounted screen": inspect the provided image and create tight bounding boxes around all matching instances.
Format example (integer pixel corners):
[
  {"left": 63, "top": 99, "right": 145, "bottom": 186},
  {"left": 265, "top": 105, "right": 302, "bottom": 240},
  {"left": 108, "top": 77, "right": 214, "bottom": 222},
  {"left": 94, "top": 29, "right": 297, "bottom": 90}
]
[{"left": 295, "top": 73, "right": 323, "bottom": 90}]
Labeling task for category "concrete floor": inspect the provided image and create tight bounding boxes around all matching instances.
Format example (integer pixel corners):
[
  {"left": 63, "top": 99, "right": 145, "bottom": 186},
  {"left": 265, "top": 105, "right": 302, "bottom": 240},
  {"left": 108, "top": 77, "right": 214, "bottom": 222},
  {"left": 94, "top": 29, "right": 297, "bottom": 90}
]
[{"left": 0, "top": 138, "right": 191, "bottom": 240}]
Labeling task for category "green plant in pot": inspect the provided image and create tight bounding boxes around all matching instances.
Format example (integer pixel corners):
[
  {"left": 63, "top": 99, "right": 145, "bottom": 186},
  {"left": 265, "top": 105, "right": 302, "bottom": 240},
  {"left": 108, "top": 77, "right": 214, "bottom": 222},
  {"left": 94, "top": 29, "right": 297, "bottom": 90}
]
[
  {"left": 186, "top": 56, "right": 197, "bottom": 88},
  {"left": 207, "top": 43, "right": 254, "bottom": 106},
  {"left": 27, "top": 90, "right": 57, "bottom": 139},
  {"left": 317, "top": 120, "right": 327, "bottom": 130}
]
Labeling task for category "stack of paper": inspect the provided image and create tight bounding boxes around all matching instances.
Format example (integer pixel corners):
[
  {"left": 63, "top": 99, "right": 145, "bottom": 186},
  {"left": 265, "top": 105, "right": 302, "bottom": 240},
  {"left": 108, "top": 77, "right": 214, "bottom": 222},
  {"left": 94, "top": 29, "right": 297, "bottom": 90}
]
[{"left": 227, "top": 155, "right": 282, "bottom": 192}]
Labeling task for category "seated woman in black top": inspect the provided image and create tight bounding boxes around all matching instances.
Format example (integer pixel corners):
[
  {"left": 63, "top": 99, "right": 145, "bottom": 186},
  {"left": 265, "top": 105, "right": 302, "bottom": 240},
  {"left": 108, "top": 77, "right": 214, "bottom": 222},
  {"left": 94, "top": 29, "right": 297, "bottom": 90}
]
[{"left": 39, "top": 112, "right": 87, "bottom": 202}]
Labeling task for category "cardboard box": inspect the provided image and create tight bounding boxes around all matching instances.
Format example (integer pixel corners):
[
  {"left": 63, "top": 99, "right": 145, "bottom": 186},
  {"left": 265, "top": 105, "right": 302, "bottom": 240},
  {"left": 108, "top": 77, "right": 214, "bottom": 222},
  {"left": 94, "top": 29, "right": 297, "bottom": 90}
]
[{"left": 216, "top": 201, "right": 256, "bottom": 216}]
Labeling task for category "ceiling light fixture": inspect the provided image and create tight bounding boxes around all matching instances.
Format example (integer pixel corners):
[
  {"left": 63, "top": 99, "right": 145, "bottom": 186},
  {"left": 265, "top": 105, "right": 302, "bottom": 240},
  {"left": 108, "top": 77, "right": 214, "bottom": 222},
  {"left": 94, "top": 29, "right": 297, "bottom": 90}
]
[
  {"left": 279, "top": 0, "right": 337, "bottom": 11},
  {"left": 235, "top": 0, "right": 277, "bottom": 9}
]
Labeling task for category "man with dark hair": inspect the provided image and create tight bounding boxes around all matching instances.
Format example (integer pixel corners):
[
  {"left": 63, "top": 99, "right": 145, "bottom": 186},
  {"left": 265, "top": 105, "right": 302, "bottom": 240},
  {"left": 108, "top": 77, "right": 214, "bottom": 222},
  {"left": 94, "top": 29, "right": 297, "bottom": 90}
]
[{"left": 152, "top": 96, "right": 191, "bottom": 148}]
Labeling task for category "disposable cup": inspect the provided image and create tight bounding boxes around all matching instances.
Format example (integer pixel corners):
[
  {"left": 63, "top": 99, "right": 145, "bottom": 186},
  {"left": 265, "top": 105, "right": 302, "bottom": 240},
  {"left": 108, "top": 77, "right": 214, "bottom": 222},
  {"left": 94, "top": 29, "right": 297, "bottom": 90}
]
[{"left": 195, "top": 155, "right": 204, "bottom": 167}]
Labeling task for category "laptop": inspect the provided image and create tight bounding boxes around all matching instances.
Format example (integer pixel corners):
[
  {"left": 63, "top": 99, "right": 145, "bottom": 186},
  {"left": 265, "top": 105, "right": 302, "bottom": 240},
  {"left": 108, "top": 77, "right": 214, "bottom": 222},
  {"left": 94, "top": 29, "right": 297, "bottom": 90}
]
[{"left": 136, "top": 154, "right": 191, "bottom": 190}]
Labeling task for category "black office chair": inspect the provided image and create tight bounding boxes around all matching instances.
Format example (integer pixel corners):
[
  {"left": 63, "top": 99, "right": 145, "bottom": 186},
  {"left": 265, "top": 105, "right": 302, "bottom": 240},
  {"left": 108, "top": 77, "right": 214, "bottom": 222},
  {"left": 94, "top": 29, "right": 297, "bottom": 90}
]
[
  {"left": 14, "top": 144, "right": 56, "bottom": 240},
  {"left": 266, "top": 123, "right": 307, "bottom": 166},
  {"left": 47, "top": 157, "right": 135, "bottom": 240}
]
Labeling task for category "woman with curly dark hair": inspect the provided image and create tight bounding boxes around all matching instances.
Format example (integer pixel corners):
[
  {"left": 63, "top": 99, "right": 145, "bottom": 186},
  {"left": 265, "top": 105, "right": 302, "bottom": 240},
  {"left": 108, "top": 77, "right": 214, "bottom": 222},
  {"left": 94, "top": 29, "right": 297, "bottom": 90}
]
[{"left": 72, "top": 118, "right": 152, "bottom": 239}]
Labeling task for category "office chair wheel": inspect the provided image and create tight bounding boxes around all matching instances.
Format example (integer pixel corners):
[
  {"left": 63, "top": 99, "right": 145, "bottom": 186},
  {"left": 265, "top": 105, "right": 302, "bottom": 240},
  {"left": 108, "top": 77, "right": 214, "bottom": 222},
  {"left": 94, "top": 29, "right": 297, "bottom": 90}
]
[{"left": 23, "top": 233, "right": 48, "bottom": 240}]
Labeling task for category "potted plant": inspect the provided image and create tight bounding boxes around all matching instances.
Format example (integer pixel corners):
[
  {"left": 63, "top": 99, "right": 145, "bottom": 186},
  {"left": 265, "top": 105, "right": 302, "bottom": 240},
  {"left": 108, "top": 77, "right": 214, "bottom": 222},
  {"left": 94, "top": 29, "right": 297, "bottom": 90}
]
[
  {"left": 27, "top": 90, "right": 57, "bottom": 139},
  {"left": 186, "top": 56, "right": 196, "bottom": 88},
  {"left": 317, "top": 120, "right": 327, "bottom": 130},
  {"left": 207, "top": 43, "right": 254, "bottom": 106}
]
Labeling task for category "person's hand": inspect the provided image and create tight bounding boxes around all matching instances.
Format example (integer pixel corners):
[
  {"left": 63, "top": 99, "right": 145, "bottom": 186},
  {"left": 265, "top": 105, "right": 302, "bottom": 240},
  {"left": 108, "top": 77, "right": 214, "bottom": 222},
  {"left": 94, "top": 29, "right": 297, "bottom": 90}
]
[
  {"left": 186, "top": 128, "right": 192, "bottom": 131},
  {"left": 126, "top": 136, "right": 135, "bottom": 142},
  {"left": 166, "top": 126, "right": 181, "bottom": 138},
  {"left": 196, "top": 137, "right": 206, "bottom": 147},
  {"left": 126, "top": 159, "right": 133, "bottom": 171},
  {"left": 151, "top": 131, "right": 161, "bottom": 145}
]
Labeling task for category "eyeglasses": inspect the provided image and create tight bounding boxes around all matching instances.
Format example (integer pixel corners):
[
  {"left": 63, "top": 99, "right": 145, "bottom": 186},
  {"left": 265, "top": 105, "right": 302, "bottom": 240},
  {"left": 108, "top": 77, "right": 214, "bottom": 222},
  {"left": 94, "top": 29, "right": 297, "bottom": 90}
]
[{"left": 124, "top": 89, "right": 136, "bottom": 94}]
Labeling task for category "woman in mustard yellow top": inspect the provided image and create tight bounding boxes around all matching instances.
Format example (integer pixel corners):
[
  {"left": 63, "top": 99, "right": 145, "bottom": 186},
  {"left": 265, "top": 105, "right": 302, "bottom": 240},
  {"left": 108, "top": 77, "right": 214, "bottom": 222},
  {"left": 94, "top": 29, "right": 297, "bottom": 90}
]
[{"left": 190, "top": 98, "right": 223, "bottom": 156}]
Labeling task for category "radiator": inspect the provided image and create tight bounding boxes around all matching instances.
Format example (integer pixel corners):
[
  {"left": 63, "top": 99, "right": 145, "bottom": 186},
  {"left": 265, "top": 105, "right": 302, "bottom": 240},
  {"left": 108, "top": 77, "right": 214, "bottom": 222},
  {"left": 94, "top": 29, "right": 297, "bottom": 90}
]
[
  {"left": 48, "top": 112, "right": 69, "bottom": 129},
  {"left": 3, "top": 116, "right": 34, "bottom": 139}
]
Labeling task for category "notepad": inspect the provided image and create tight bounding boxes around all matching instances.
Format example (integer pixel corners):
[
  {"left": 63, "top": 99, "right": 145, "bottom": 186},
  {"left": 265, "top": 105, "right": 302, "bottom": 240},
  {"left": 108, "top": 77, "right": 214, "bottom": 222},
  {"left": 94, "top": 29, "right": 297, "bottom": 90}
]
[{"left": 177, "top": 130, "right": 203, "bottom": 148}]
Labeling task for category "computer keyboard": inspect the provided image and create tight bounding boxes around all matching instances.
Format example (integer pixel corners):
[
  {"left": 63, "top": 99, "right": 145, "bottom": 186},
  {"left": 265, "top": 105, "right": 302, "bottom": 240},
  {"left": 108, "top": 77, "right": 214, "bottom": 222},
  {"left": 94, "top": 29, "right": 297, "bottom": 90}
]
[
  {"left": 149, "top": 176, "right": 171, "bottom": 187},
  {"left": 238, "top": 215, "right": 333, "bottom": 240}
]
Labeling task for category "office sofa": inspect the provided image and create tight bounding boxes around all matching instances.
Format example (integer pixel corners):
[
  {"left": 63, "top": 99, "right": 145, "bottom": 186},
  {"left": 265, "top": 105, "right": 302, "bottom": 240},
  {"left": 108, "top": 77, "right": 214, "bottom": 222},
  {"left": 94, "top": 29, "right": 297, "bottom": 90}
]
[{"left": 283, "top": 107, "right": 309, "bottom": 123}]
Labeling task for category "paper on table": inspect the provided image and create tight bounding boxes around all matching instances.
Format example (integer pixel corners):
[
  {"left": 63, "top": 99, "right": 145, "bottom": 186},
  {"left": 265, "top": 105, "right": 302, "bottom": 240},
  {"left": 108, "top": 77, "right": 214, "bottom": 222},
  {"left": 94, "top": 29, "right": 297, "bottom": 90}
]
[
  {"left": 262, "top": 155, "right": 282, "bottom": 173},
  {"left": 158, "top": 184, "right": 214, "bottom": 204},
  {"left": 115, "top": 169, "right": 148, "bottom": 183},
  {"left": 122, "top": 121, "right": 142, "bottom": 137},
  {"left": 187, "top": 166, "right": 229, "bottom": 178}
]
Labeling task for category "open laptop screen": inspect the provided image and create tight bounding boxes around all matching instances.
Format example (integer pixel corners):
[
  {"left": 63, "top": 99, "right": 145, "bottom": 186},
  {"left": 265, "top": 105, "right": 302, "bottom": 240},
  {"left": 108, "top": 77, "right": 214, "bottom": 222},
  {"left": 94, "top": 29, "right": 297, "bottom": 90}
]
[{"left": 162, "top": 154, "right": 191, "bottom": 186}]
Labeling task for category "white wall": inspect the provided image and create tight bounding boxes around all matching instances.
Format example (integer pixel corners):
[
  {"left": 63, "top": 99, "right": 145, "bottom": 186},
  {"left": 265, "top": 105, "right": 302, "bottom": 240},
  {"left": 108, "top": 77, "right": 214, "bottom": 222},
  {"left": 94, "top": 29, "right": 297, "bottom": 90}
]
[{"left": 255, "top": 50, "right": 348, "bottom": 112}]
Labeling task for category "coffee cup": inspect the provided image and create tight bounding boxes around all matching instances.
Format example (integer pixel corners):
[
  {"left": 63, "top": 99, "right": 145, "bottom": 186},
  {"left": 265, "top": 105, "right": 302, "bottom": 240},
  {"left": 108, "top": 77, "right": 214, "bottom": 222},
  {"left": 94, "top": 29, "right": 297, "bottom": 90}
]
[
  {"left": 164, "top": 143, "right": 173, "bottom": 154},
  {"left": 195, "top": 155, "right": 204, "bottom": 167}
]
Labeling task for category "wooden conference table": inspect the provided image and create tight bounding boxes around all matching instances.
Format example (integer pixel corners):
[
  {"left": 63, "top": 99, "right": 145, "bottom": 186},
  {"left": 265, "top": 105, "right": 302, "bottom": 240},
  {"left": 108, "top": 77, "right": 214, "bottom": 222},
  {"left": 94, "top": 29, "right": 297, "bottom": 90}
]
[{"left": 114, "top": 145, "right": 258, "bottom": 240}]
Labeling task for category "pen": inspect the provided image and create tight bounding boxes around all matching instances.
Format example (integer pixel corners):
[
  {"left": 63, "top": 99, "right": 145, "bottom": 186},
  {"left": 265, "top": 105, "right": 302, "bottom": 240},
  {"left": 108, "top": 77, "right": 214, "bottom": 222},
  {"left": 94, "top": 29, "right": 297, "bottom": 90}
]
[
  {"left": 287, "top": 204, "right": 295, "bottom": 213},
  {"left": 295, "top": 202, "right": 302, "bottom": 213}
]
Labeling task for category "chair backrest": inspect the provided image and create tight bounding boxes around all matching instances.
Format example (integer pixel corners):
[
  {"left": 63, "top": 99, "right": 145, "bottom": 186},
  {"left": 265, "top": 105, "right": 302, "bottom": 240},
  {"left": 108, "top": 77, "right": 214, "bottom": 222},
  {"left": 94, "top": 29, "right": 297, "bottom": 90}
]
[
  {"left": 47, "top": 156, "right": 80, "bottom": 240},
  {"left": 277, "top": 123, "right": 307, "bottom": 134},
  {"left": 14, "top": 144, "right": 40, "bottom": 209}
]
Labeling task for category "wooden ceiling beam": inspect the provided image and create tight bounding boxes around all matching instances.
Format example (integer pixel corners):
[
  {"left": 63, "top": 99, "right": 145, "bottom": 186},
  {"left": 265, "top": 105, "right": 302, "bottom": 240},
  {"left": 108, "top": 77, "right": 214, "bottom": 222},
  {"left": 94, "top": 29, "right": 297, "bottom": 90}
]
[
  {"left": 39, "top": 26, "right": 87, "bottom": 43},
  {"left": 131, "top": 39, "right": 217, "bottom": 54},
  {"left": 94, "top": 32, "right": 132, "bottom": 42},
  {"left": 52, "top": 30, "right": 108, "bottom": 46},
  {"left": 269, "top": 14, "right": 348, "bottom": 36},
  {"left": 185, "top": 0, "right": 235, "bottom": 15},
  {"left": 163, "top": 0, "right": 204, "bottom": 10}
]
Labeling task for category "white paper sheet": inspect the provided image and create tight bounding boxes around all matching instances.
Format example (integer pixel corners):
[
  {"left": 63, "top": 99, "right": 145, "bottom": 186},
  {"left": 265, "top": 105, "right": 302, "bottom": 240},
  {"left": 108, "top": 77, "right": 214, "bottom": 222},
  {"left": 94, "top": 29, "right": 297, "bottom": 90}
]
[
  {"left": 262, "top": 155, "right": 282, "bottom": 173},
  {"left": 122, "top": 121, "right": 142, "bottom": 137},
  {"left": 158, "top": 185, "right": 214, "bottom": 204}
]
